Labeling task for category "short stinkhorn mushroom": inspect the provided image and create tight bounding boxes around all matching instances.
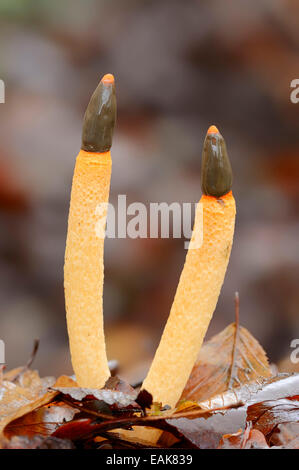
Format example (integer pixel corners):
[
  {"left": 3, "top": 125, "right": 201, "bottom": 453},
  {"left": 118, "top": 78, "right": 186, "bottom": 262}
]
[
  {"left": 64, "top": 74, "right": 116, "bottom": 388},
  {"left": 137, "top": 125, "right": 235, "bottom": 441}
]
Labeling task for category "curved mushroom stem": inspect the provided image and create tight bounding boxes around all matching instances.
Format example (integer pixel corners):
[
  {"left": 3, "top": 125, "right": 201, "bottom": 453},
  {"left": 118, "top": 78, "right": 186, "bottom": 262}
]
[
  {"left": 129, "top": 126, "right": 235, "bottom": 443},
  {"left": 64, "top": 74, "right": 116, "bottom": 388}
]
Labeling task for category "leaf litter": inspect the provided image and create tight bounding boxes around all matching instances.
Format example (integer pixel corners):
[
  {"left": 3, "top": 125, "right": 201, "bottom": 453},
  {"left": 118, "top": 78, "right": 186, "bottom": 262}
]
[{"left": 1, "top": 295, "right": 299, "bottom": 449}]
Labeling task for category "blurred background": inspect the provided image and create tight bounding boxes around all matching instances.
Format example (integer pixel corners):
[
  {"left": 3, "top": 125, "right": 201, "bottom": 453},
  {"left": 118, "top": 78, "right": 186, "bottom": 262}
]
[{"left": 0, "top": 0, "right": 299, "bottom": 381}]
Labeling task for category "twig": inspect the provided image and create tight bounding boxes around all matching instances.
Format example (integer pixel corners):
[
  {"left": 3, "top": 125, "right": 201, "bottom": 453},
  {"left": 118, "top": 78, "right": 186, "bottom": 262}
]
[
  {"left": 12, "top": 339, "right": 39, "bottom": 383},
  {"left": 25, "top": 339, "right": 40, "bottom": 370},
  {"left": 57, "top": 395, "right": 239, "bottom": 427},
  {"left": 228, "top": 292, "right": 240, "bottom": 389}
]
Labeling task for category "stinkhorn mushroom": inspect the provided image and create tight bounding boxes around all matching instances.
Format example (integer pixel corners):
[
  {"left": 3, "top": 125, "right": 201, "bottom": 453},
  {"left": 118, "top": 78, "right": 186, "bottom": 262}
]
[
  {"left": 64, "top": 74, "right": 116, "bottom": 388},
  {"left": 137, "top": 125, "right": 235, "bottom": 441}
]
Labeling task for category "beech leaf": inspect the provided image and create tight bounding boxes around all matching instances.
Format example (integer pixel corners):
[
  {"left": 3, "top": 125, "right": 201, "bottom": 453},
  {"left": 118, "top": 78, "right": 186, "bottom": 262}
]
[
  {"left": 181, "top": 322, "right": 272, "bottom": 403},
  {"left": 0, "top": 373, "right": 76, "bottom": 439},
  {"left": 4, "top": 401, "right": 78, "bottom": 439},
  {"left": 165, "top": 374, "right": 299, "bottom": 448},
  {"left": 247, "top": 396, "right": 299, "bottom": 437}
]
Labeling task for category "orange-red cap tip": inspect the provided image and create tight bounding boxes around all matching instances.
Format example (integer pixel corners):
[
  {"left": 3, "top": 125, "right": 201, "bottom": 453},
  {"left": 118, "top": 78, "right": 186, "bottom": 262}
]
[
  {"left": 207, "top": 125, "right": 219, "bottom": 135},
  {"left": 101, "top": 73, "right": 115, "bottom": 84}
]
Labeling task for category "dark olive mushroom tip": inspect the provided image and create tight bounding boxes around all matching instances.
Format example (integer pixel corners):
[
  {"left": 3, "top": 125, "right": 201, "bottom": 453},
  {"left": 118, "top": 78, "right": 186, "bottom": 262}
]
[
  {"left": 81, "top": 73, "right": 116, "bottom": 153},
  {"left": 201, "top": 125, "right": 233, "bottom": 198}
]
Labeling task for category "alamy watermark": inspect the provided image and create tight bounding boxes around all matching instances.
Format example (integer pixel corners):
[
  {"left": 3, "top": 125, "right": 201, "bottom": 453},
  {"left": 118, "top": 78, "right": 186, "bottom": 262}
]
[
  {"left": 94, "top": 195, "right": 203, "bottom": 249},
  {"left": 0, "top": 79, "right": 4, "bottom": 103},
  {"left": 290, "top": 79, "right": 299, "bottom": 103},
  {"left": 290, "top": 339, "right": 299, "bottom": 364},
  {"left": 0, "top": 340, "right": 4, "bottom": 364}
]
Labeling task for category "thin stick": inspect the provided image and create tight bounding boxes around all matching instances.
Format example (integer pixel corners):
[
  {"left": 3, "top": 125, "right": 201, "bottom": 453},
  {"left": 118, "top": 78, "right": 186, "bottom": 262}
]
[
  {"left": 228, "top": 292, "right": 240, "bottom": 389},
  {"left": 12, "top": 339, "right": 39, "bottom": 383}
]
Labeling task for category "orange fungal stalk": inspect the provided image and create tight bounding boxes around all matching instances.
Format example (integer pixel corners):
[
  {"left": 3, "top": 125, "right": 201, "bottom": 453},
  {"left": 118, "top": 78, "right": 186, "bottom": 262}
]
[
  {"left": 136, "top": 126, "right": 235, "bottom": 442},
  {"left": 64, "top": 74, "right": 116, "bottom": 388}
]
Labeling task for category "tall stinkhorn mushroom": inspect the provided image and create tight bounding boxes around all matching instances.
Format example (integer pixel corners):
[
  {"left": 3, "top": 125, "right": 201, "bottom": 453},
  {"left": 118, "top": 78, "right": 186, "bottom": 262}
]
[
  {"left": 138, "top": 125, "right": 235, "bottom": 440},
  {"left": 64, "top": 74, "right": 116, "bottom": 388}
]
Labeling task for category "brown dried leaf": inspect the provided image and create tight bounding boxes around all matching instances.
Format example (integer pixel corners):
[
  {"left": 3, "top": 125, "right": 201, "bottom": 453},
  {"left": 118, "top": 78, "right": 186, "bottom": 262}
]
[
  {"left": 247, "top": 395, "right": 299, "bottom": 437},
  {"left": 0, "top": 373, "right": 75, "bottom": 439},
  {"left": 52, "top": 401, "right": 215, "bottom": 444},
  {"left": 181, "top": 323, "right": 272, "bottom": 403},
  {"left": 165, "top": 374, "right": 299, "bottom": 448},
  {"left": 53, "top": 413, "right": 194, "bottom": 443},
  {"left": 4, "top": 401, "right": 78, "bottom": 439},
  {"left": 52, "top": 418, "right": 97, "bottom": 441},
  {"left": 54, "top": 378, "right": 294, "bottom": 448}
]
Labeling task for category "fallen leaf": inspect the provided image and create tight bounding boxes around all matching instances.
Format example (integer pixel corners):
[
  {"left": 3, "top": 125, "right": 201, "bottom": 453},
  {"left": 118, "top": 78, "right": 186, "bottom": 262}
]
[
  {"left": 247, "top": 396, "right": 299, "bottom": 437},
  {"left": 0, "top": 381, "right": 55, "bottom": 436},
  {"left": 52, "top": 400, "right": 215, "bottom": 444},
  {"left": 52, "top": 378, "right": 292, "bottom": 449},
  {"left": 53, "top": 413, "right": 192, "bottom": 443},
  {"left": 52, "top": 418, "right": 97, "bottom": 441},
  {"left": 164, "top": 374, "right": 299, "bottom": 448},
  {"left": 4, "top": 401, "right": 78, "bottom": 438},
  {"left": 181, "top": 322, "right": 272, "bottom": 403},
  {"left": 0, "top": 373, "right": 76, "bottom": 440}
]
